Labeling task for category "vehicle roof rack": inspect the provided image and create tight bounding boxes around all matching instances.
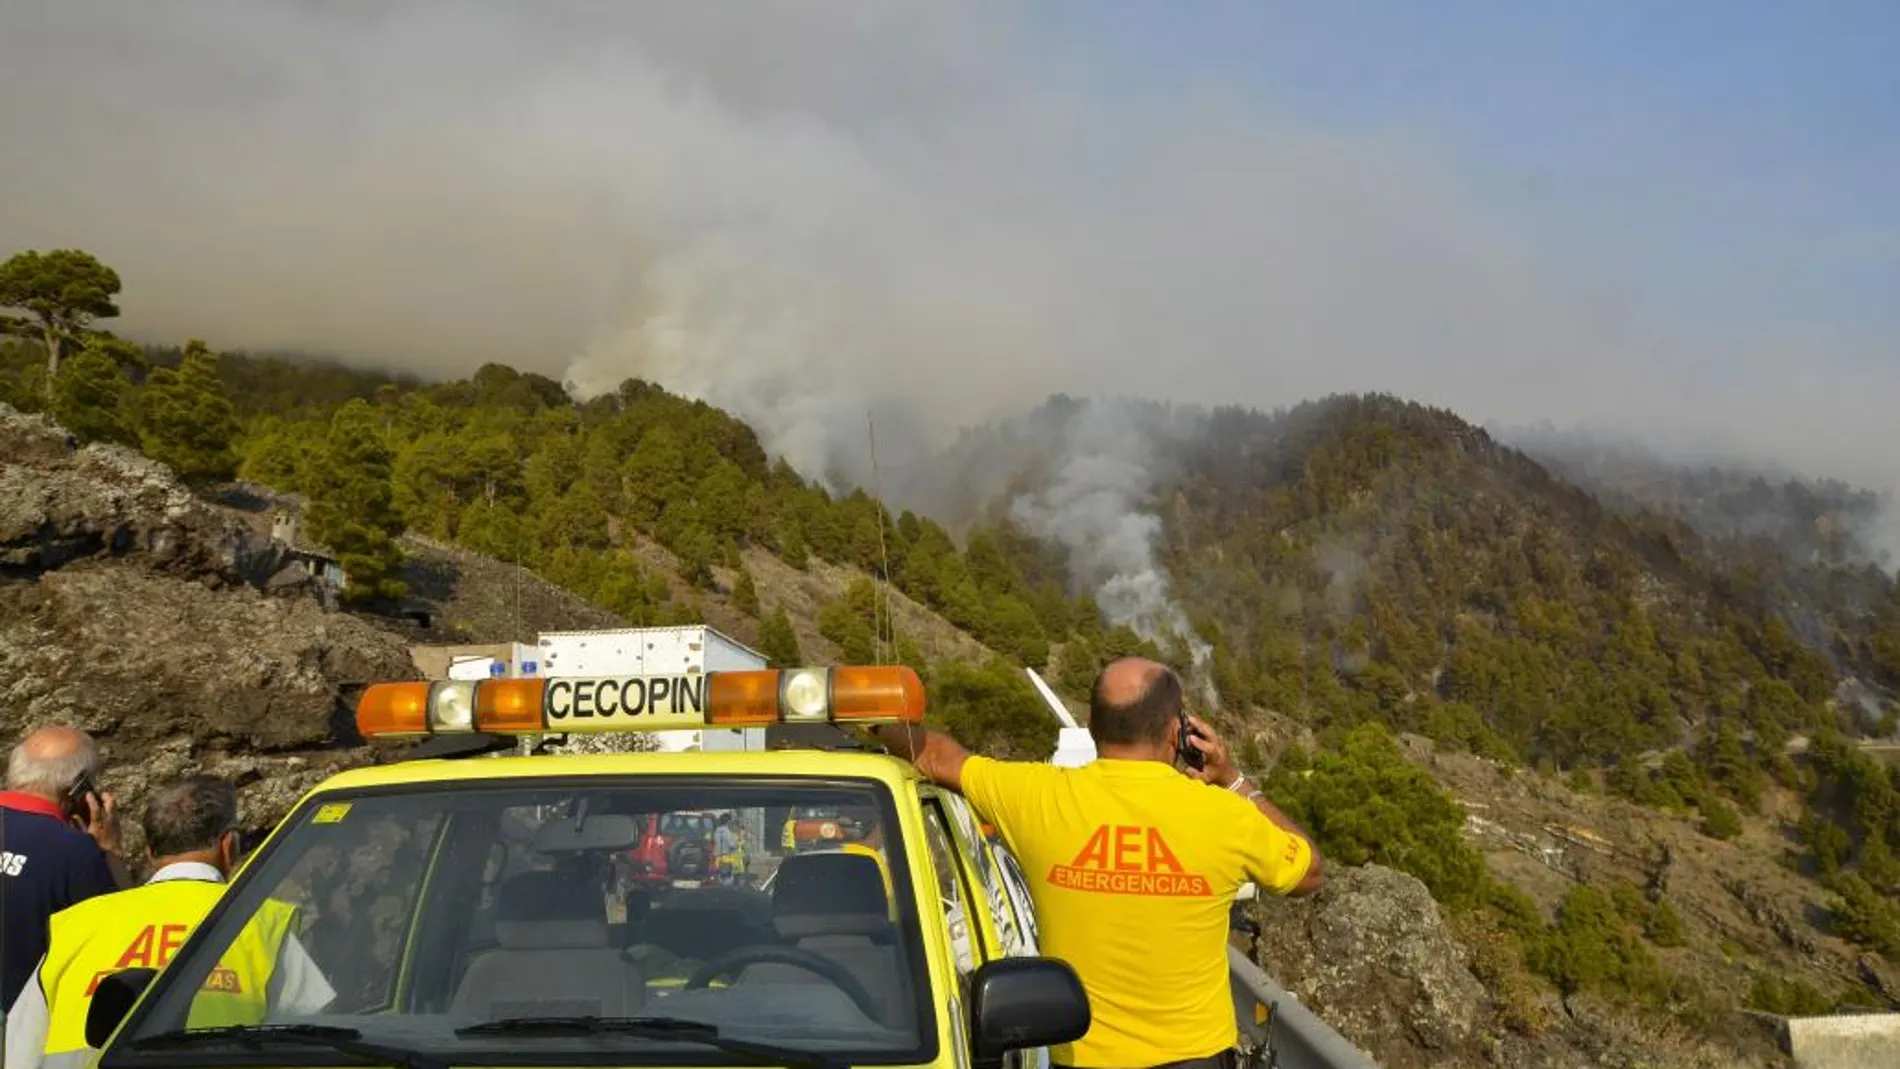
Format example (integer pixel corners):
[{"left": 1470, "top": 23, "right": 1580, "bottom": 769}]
[
  {"left": 766, "top": 722, "right": 874, "bottom": 753},
  {"left": 407, "top": 733, "right": 516, "bottom": 761}
]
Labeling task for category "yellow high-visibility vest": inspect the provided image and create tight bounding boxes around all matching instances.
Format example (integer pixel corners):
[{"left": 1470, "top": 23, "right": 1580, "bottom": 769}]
[{"left": 40, "top": 878, "right": 298, "bottom": 1060}]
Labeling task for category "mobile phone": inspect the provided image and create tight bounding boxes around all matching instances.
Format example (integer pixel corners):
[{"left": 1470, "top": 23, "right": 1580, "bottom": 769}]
[
  {"left": 1177, "top": 711, "right": 1206, "bottom": 771},
  {"left": 63, "top": 774, "right": 97, "bottom": 822}
]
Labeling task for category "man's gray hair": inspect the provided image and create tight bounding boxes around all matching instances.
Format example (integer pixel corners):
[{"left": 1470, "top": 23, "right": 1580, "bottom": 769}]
[
  {"left": 5, "top": 727, "right": 97, "bottom": 796},
  {"left": 143, "top": 776, "right": 239, "bottom": 858}
]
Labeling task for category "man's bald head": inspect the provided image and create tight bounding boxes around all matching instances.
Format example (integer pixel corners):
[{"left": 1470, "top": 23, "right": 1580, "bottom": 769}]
[
  {"left": 1088, "top": 658, "right": 1185, "bottom": 747},
  {"left": 6, "top": 724, "right": 98, "bottom": 801}
]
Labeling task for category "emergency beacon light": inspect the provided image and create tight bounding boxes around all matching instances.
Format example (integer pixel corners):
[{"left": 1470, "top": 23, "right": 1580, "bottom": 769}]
[{"left": 355, "top": 665, "right": 926, "bottom": 740}]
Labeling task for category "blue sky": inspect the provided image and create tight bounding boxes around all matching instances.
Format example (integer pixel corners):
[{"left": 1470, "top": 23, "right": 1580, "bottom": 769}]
[{"left": 1037, "top": 1, "right": 1900, "bottom": 352}]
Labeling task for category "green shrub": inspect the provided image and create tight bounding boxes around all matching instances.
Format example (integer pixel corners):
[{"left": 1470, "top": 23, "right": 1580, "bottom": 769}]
[{"left": 1267, "top": 722, "right": 1487, "bottom": 908}]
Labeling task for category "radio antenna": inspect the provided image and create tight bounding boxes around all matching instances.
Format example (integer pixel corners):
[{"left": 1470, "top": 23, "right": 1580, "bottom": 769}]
[
  {"left": 867, "top": 410, "right": 896, "bottom": 664},
  {"left": 1025, "top": 667, "right": 1079, "bottom": 729}
]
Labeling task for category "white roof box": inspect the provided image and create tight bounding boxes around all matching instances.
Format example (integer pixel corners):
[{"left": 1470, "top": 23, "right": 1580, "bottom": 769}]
[{"left": 1051, "top": 727, "right": 1098, "bottom": 768}]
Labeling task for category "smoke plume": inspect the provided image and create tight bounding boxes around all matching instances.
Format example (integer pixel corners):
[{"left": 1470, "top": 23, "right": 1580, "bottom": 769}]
[
  {"left": 1005, "top": 399, "right": 1216, "bottom": 699},
  {"left": 4, "top": 2, "right": 1900, "bottom": 572}
]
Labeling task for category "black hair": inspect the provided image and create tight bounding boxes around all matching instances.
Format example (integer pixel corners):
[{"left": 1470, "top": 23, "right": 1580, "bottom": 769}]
[
  {"left": 1088, "top": 662, "right": 1185, "bottom": 746},
  {"left": 143, "top": 776, "right": 238, "bottom": 858}
]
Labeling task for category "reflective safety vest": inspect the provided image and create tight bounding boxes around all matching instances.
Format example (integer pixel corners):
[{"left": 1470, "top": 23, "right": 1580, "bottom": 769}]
[{"left": 39, "top": 878, "right": 298, "bottom": 1064}]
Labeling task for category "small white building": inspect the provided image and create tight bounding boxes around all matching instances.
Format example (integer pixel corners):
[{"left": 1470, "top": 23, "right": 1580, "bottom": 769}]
[
  {"left": 410, "top": 642, "right": 541, "bottom": 681},
  {"left": 268, "top": 509, "right": 347, "bottom": 596}
]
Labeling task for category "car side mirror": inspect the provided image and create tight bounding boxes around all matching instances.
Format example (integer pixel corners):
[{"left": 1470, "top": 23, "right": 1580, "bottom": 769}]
[
  {"left": 969, "top": 957, "right": 1091, "bottom": 1068},
  {"left": 86, "top": 968, "right": 157, "bottom": 1048}
]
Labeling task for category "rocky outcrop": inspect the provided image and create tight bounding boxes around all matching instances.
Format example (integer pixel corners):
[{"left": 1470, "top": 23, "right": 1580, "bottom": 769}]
[
  {"left": 0, "top": 406, "right": 291, "bottom": 586},
  {"left": 1250, "top": 863, "right": 1494, "bottom": 1068},
  {"left": 1246, "top": 863, "right": 1791, "bottom": 1069},
  {"left": 0, "top": 403, "right": 417, "bottom": 865}
]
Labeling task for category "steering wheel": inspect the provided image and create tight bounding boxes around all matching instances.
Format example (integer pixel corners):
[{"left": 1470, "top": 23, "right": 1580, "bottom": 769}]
[{"left": 683, "top": 945, "right": 880, "bottom": 1020}]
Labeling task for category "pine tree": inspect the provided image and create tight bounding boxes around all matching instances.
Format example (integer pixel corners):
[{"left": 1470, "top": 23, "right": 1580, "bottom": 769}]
[
  {"left": 0, "top": 248, "right": 121, "bottom": 389},
  {"left": 731, "top": 567, "right": 760, "bottom": 616},
  {"left": 1700, "top": 796, "right": 1743, "bottom": 841},
  {"left": 1646, "top": 898, "right": 1686, "bottom": 947},
  {"left": 140, "top": 340, "right": 239, "bottom": 483},
  {"left": 758, "top": 606, "right": 803, "bottom": 668},
  {"left": 818, "top": 582, "right": 880, "bottom": 663},
  {"left": 49, "top": 344, "right": 136, "bottom": 447},
  {"left": 237, "top": 416, "right": 313, "bottom": 492},
  {"left": 1859, "top": 834, "right": 1900, "bottom": 893},
  {"left": 622, "top": 424, "right": 689, "bottom": 527},
  {"left": 302, "top": 399, "right": 408, "bottom": 602},
  {"left": 778, "top": 524, "right": 810, "bottom": 571}
]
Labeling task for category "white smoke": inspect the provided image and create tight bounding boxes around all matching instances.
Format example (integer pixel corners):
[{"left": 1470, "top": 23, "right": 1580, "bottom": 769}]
[
  {"left": 6, "top": 3, "right": 1900, "bottom": 583},
  {"left": 1007, "top": 399, "right": 1217, "bottom": 702},
  {"left": 13, "top": 0, "right": 1898, "bottom": 504}
]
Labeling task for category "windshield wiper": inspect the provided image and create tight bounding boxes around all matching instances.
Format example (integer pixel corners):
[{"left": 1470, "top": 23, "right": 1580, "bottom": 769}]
[
  {"left": 131, "top": 1023, "right": 446, "bottom": 1069},
  {"left": 456, "top": 1015, "right": 839, "bottom": 1069}
]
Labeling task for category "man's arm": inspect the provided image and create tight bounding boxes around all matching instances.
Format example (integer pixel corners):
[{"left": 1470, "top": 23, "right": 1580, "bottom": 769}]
[
  {"left": 4, "top": 959, "right": 50, "bottom": 1069},
  {"left": 1230, "top": 774, "right": 1323, "bottom": 897},
  {"left": 869, "top": 724, "right": 973, "bottom": 792},
  {"left": 1186, "top": 715, "right": 1324, "bottom": 897}
]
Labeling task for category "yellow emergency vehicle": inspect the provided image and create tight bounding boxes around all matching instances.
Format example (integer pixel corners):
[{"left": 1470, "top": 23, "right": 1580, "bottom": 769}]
[{"left": 80, "top": 663, "right": 1090, "bottom": 1069}]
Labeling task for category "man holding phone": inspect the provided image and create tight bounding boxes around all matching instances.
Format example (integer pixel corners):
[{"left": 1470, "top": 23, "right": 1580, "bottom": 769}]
[
  {"left": 872, "top": 657, "right": 1322, "bottom": 1069},
  {"left": 0, "top": 726, "right": 127, "bottom": 1017}
]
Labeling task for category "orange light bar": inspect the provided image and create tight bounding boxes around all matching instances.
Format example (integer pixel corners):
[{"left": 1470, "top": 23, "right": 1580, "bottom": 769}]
[
  {"left": 707, "top": 670, "right": 782, "bottom": 726},
  {"left": 355, "top": 662, "right": 929, "bottom": 741},
  {"left": 474, "top": 679, "right": 547, "bottom": 733},
  {"left": 356, "top": 682, "right": 431, "bottom": 738},
  {"left": 831, "top": 665, "right": 926, "bottom": 722}
]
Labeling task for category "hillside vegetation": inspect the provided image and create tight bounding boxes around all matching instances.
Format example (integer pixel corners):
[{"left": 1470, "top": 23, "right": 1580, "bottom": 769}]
[
  {"left": 8, "top": 246, "right": 1900, "bottom": 1065},
  {"left": 2, "top": 258, "right": 1117, "bottom": 757}
]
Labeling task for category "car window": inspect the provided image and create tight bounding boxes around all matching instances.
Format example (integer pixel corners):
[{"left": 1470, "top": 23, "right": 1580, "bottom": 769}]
[
  {"left": 110, "top": 779, "right": 934, "bottom": 1068},
  {"left": 920, "top": 800, "right": 978, "bottom": 975},
  {"left": 233, "top": 796, "right": 441, "bottom": 1014}
]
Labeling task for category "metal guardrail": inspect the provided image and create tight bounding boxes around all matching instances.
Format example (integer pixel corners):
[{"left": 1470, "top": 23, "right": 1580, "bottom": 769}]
[{"left": 1229, "top": 946, "right": 1383, "bottom": 1069}]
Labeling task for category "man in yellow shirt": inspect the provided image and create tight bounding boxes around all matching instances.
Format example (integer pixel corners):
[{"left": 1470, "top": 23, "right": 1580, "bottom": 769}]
[{"left": 873, "top": 657, "right": 1322, "bottom": 1069}]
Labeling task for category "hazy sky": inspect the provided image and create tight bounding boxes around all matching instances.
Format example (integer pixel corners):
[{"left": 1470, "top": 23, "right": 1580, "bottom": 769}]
[{"left": 1, "top": 1, "right": 1895, "bottom": 491}]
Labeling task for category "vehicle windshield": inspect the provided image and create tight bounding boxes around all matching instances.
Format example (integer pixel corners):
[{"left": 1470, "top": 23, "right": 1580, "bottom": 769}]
[{"left": 107, "top": 777, "right": 930, "bottom": 1067}]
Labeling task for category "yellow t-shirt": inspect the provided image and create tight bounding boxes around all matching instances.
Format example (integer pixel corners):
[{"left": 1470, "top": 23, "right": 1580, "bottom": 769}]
[{"left": 961, "top": 756, "right": 1312, "bottom": 1068}]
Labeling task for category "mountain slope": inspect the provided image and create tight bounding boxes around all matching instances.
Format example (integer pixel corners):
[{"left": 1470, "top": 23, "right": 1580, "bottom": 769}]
[
  {"left": 928, "top": 392, "right": 1900, "bottom": 1043},
  {"left": 0, "top": 390, "right": 1044, "bottom": 864},
  {"left": 17, "top": 332, "right": 1900, "bottom": 1068},
  {"left": 185, "top": 362, "right": 1900, "bottom": 989}
]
